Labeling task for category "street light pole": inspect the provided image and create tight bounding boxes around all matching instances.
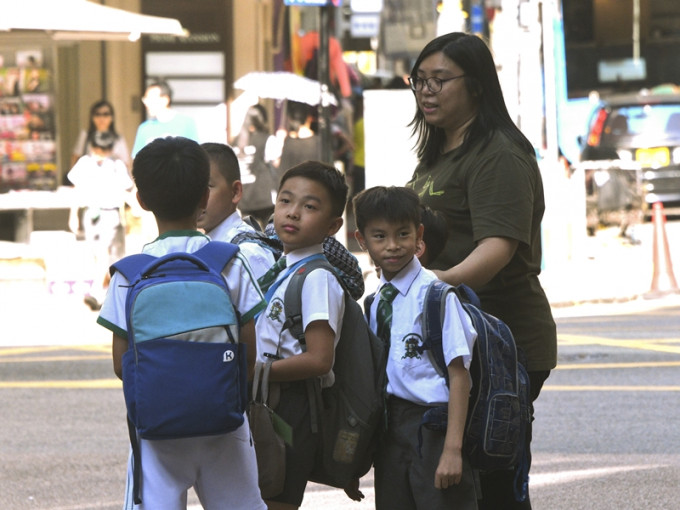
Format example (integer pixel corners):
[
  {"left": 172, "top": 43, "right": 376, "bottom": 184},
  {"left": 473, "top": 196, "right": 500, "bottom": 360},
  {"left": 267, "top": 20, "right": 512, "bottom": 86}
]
[{"left": 633, "top": 0, "right": 640, "bottom": 61}]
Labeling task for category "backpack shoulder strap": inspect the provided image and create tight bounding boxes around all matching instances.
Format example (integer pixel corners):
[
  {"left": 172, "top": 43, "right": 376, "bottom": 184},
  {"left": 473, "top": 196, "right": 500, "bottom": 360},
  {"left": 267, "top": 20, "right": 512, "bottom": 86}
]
[
  {"left": 193, "top": 241, "right": 240, "bottom": 273},
  {"left": 419, "top": 279, "right": 456, "bottom": 386},
  {"left": 283, "top": 256, "right": 336, "bottom": 349},
  {"left": 363, "top": 292, "right": 376, "bottom": 323},
  {"left": 454, "top": 283, "right": 482, "bottom": 308}
]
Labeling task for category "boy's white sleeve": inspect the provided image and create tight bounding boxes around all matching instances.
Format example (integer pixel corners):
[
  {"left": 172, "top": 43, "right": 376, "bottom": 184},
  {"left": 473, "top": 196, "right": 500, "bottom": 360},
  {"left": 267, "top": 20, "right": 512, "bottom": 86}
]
[
  {"left": 97, "top": 271, "right": 130, "bottom": 337},
  {"left": 222, "top": 252, "right": 266, "bottom": 324},
  {"left": 300, "top": 268, "right": 345, "bottom": 337},
  {"left": 442, "top": 292, "right": 477, "bottom": 371},
  {"left": 236, "top": 241, "right": 276, "bottom": 281}
]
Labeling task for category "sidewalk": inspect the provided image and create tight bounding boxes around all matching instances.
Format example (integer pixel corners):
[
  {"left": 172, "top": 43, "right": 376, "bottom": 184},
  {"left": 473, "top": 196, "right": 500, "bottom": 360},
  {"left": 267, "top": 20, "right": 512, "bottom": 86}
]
[{"left": 540, "top": 220, "right": 679, "bottom": 307}]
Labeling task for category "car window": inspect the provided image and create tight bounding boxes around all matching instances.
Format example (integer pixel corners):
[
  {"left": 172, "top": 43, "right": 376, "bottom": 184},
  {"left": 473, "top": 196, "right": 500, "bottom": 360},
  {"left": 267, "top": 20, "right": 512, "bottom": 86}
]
[{"left": 605, "top": 104, "right": 680, "bottom": 142}]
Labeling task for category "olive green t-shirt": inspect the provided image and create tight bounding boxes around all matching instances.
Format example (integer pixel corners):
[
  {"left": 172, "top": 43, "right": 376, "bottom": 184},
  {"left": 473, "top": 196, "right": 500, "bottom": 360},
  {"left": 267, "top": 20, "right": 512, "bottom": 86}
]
[{"left": 407, "top": 132, "right": 557, "bottom": 371}]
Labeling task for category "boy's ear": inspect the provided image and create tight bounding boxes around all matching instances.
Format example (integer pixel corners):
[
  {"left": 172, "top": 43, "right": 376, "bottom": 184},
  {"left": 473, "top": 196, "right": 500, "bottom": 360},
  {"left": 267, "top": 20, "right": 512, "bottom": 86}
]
[
  {"left": 416, "top": 223, "right": 425, "bottom": 243},
  {"left": 136, "top": 191, "right": 151, "bottom": 211},
  {"left": 416, "top": 239, "right": 426, "bottom": 258},
  {"left": 354, "top": 229, "right": 367, "bottom": 251},
  {"left": 327, "top": 216, "right": 344, "bottom": 237},
  {"left": 231, "top": 180, "right": 243, "bottom": 205}
]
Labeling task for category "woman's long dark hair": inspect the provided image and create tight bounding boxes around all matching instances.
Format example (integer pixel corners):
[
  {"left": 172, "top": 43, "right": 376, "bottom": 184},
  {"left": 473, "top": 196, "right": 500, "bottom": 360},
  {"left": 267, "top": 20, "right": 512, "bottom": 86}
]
[
  {"left": 85, "top": 100, "right": 119, "bottom": 150},
  {"left": 409, "top": 32, "right": 534, "bottom": 166}
]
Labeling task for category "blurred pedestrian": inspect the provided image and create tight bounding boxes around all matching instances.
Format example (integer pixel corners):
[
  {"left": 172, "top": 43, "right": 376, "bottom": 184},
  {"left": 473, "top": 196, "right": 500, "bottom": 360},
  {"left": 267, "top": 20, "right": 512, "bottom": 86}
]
[
  {"left": 69, "top": 99, "right": 130, "bottom": 185},
  {"left": 276, "top": 100, "right": 320, "bottom": 174},
  {"left": 67, "top": 131, "right": 133, "bottom": 311},
  {"left": 232, "top": 104, "right": 279, "bottom": 227},
  {"left": 131, "top": 80, "right": 199, "bottom": 158},
  {"left": 406, "top": 32, "right": 557, "bottom": 510}
]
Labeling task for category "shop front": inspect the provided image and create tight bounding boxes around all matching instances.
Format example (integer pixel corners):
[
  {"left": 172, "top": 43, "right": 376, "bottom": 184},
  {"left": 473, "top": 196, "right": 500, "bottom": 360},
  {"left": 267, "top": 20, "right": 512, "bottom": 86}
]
[{"left": 0, "top": 0, "right": 186, "bottom": 242}]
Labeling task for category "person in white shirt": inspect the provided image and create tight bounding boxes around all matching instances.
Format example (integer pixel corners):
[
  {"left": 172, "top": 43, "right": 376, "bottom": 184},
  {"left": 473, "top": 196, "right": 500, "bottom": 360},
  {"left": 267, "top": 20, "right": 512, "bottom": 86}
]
[
  {"left": 254, "top": 161, "right": 348, "bottom": 510},
  {"left": 67, "top": 130, "right": 133, "bottom": 310},
  {"left": 353, "top": 185, "right": 478, "bottom": 510},
  {"left": 97, "top": 136, "right": 266, "bottom": 510},
  {"left": 197, "top": 142, "right": 276, "bottom": 280}
]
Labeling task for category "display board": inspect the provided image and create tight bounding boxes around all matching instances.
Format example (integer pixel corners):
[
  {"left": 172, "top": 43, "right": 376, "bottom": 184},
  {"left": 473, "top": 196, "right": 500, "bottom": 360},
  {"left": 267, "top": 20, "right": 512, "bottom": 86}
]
[{"left": 0, "top": 48, "right": 57, "bottom": 192}]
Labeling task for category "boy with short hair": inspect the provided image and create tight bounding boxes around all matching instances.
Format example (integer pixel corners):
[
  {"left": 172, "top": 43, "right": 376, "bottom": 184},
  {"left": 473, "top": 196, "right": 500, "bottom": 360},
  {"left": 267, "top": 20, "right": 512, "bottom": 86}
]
[
  {"left": 197, "top": 142, "right": 276, "bottom": 280},
  {"left": 255, "top": 161, "right": 348, "bottom": 510},
  {"left": 353, "top": 186, "right": 479, "bottom": 510},
  {"left": 96, "top": 136, "right": 266, "bottom": 510}
]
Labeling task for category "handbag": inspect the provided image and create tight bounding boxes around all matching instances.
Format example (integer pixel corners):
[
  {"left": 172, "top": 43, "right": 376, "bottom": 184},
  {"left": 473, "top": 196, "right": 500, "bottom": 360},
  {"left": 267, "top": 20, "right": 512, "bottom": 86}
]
[{"left": 248, "top": 361, "right": 286, "bottom": 499}]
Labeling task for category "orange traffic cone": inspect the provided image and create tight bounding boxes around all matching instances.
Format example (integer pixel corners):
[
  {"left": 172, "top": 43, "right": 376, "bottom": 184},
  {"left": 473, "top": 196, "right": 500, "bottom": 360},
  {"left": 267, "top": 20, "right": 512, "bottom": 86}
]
[{"left": 645, "top": 202, "right": 680, "bottom": 299}]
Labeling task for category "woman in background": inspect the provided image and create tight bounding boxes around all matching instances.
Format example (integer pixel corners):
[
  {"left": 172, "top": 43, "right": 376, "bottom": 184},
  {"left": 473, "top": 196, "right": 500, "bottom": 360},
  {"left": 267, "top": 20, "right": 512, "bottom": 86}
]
[{"left": 71, "top": 100, "right": 130, "bottom": 172}]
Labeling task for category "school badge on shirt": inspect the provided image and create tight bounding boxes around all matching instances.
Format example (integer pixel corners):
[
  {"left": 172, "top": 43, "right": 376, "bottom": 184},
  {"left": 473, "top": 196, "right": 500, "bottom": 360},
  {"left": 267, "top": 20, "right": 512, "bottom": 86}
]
[
  {"left": 401, "top": 333, "right": 423, "bottom": 360},
  {"left": 267, "top": 297, "right": 285, "bottom": 323}
]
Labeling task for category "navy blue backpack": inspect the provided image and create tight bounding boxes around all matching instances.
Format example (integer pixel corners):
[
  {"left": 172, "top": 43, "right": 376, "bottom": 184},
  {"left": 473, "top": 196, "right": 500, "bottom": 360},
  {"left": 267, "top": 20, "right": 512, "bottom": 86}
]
[{"left": 418, "top": 280, "right": 532, "bottom": 502}]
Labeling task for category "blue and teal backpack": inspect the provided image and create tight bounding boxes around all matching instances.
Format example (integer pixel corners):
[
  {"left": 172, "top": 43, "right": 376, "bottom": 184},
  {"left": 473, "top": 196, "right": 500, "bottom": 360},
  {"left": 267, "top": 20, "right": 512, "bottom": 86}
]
[{"left": 111, "top": 241, "right": 247, "bottom": 504}]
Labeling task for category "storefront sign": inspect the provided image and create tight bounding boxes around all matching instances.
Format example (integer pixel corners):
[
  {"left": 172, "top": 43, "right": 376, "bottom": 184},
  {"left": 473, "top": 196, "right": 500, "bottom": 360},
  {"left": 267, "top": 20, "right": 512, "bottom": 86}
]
[{"left": 351, "top": 14, "right": 380, "bottom": 38}]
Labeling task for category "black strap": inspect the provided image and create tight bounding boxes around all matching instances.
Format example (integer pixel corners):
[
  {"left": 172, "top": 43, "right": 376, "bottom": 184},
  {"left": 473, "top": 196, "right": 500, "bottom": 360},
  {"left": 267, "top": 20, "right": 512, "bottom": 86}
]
[{"left": 126, "top": 416, "right": 142, "bottom": 505}]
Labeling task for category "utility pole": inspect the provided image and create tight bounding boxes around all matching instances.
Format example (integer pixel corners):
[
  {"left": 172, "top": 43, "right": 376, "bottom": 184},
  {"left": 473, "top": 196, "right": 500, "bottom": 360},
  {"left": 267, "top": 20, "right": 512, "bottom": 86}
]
[
  {"left": 318, "top": 4, "right": 333, "bottom": 165},
  {"left": 633, "top": 0, "right": 640, "bottom": 60}
]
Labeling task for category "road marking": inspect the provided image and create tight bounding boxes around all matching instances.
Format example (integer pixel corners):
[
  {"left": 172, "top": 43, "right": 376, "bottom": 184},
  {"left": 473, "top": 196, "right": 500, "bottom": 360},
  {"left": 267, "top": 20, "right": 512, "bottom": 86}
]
[
  {"left": 531, "top": 464, "right": 665, "bottom": 487},
  {"left": 544, "top": 385, "right": 680, "bottom": 391},
  {"left": 557, "top": 360, "right": 680, "bottom": 370},
  {"left": 559, "top": 334, "right": 680, "bottom": 354},
  {"left": 0, "top": 345, "right": 110, "bottom": 363},
  {"left": 0, "top": 345, "right": 76, "bottom": 356},
  {"left": 1, "top": 355, "right": 110, "bottom": 363},
  {"left": 0, "top": 379, "right": 121, "bottom": 389}
]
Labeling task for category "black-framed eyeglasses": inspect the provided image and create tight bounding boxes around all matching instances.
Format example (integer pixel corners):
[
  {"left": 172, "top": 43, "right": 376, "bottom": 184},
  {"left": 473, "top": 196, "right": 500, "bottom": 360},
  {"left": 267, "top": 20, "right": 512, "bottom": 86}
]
[
  {"left": 408, "top": 75, "right": 466, "bottom": 93},
  {"left": 93, "top": 111, "right": 112, "bottom": 117}
]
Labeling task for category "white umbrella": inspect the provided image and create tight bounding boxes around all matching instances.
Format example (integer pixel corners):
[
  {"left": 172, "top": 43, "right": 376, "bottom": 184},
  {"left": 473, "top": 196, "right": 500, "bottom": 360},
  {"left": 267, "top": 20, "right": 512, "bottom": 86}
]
[
  {"left": 0, "top": 0, "right": 187, "bottom": 41},
  {"left": 234, "top": 71, "right": 337, "bottom": 107}
]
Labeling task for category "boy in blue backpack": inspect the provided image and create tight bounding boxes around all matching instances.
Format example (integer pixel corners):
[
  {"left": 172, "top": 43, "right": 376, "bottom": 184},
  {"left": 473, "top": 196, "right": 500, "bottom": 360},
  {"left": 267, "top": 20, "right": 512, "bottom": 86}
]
[
  {"left": 97, "top": 136, "right": 267, "bottom": 510},
  {"left": 255, "top": 161, "right": 348, "bottom": 510},
  {"left": 197, "top": 142, "right": 276, "bottom": 280},
  {"left": 353, "top": 186, "right": 479, "bottom": 510}
]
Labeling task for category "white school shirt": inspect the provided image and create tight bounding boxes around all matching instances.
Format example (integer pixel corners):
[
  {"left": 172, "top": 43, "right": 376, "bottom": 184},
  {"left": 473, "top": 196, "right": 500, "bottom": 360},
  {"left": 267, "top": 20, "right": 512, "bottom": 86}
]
[
  {"left": 255, "top": 245, "right": 345, "bottom": 387},
  {"left": 97, "top": 230, "right": 266, "bottom": 339},
  {"left": 367, "top": 256, "right": 477, "bottom": 406},
  {"left": 67, "top": 155, "right": 133, "bottom": 210},
  {"left": 207, "top": 211, "right": 276, "bottom": 281}
]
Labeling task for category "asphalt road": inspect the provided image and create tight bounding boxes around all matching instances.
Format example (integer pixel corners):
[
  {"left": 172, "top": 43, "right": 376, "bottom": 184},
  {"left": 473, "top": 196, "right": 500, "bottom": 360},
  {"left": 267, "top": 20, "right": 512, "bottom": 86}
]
[{"left": 1, "top": 297, "right": 679, "bottom": 509}]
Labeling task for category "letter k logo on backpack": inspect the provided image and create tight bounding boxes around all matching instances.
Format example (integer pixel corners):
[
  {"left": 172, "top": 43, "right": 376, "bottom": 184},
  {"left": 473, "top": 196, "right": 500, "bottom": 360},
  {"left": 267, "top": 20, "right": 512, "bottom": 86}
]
[{"left": 112, "top": 242, "right": 248, "bottom": 440}]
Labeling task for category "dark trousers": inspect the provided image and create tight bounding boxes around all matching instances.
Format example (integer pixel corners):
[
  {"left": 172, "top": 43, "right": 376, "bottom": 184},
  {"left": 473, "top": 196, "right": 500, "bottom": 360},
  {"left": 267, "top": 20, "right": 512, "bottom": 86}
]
[
  {"left": 375, "top": 397, "right": 478, "bottom": 510},
  {"left": 477, "top": 370, "right": 551, "bottom": 510}
]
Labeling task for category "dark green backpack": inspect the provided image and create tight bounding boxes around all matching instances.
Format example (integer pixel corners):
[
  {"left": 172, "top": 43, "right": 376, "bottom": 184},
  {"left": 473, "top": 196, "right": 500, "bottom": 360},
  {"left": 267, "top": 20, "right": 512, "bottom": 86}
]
[{"left": 282, "top": 256, "right": 387, "bottom": 489}]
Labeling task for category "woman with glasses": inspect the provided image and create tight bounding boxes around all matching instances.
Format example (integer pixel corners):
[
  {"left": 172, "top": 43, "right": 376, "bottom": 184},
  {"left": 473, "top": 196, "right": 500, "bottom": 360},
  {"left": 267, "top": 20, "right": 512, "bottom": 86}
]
[
  {"left": 71, "top": 99, "right": 130, "bottom": 172},
  {"left": 406, "top": 33, "right": 557, "bottom": 510}
]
